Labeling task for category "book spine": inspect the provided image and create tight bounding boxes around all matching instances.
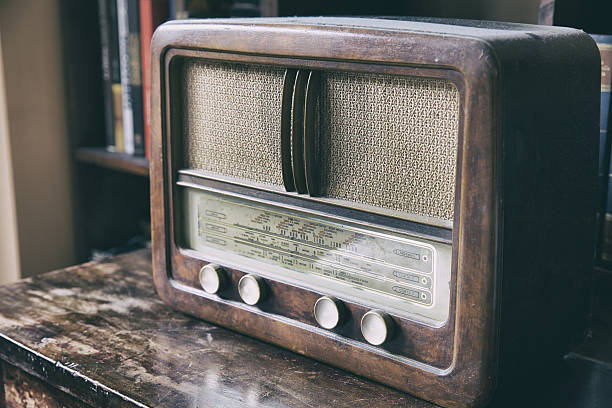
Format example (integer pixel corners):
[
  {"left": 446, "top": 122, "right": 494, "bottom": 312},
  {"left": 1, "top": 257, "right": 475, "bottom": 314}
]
[
  {"left": 140, "top": 0, "right": 152, "bottom": 159},
  {"left": 129, "top": 0, "right": 145, "bottom": 156},
  {"left": 172, "top": 0, "right": 188, "bottom": 19},
  {"left": 140, "top": 0, "right": 169, "bottom": 159},
  {"left": 592, "top": 34, "right": 612, "bottom": 262},
  {"left": 97, "top": 0, "right": 115, "bottom": 151},
  {"left": 117, "top": 0, "right": 136, "bottom": 155},
  {"left": 169, "top": 0, "right": 176, "bottom": 19},
  {"left": 109, "top": 0, "right": 124, "bottom": 152}
]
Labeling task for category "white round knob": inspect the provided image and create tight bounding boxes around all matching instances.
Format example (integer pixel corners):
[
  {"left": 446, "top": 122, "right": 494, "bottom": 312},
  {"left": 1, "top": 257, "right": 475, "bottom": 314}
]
[
  {"left": 314, "top": 296, "right": 344, "bottom": 329},
  {"left": 361, "top": 310, "right": 394, "bottom": 345},
  {"left": 238, "top": 274, "right": 266, "bottom": 305},
  {"left": 199, "top": 264, "right": 226, "bottom": 295}
]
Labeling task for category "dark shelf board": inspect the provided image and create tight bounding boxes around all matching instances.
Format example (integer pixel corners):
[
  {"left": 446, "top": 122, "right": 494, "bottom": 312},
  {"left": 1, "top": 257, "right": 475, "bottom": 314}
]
[{"left": 75, "top": 147, "right": 149, "bottom": 177}]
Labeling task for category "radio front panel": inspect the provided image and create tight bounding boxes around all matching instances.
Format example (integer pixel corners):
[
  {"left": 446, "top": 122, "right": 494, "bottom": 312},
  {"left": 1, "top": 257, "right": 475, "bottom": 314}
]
[{"left": 166, "top": 51, "right": 460, "bottom": 371}]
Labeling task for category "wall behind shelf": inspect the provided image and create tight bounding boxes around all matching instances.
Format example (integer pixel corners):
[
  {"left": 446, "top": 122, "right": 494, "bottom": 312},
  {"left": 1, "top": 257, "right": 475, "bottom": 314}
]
[
  {"left": 0, "top": 38, "right": 20, "bottom": 285},
  {"left": 0, "top": 0, "right": 77, "bottom": 279}
]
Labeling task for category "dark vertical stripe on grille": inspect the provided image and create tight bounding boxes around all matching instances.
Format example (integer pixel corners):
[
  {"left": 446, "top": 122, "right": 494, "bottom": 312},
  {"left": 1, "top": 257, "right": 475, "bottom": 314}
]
[{"left": 281, "top": 69, "right": 297, "bottom": 192}]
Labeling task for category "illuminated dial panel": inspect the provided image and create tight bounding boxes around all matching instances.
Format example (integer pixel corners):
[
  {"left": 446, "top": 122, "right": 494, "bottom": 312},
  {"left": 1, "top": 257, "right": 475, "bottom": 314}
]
[{"left": 182, "top": 186, "right": 452, "bottom": 326}]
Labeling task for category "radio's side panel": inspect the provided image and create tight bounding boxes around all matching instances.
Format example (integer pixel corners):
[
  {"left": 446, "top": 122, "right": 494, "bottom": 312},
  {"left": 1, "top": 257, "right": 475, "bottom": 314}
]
[
  {"left": 150, "top": 27, "right": 172, "bottom": 305},
  {"left": 493, "top": 31, "right": 600, "bottom": 401}
]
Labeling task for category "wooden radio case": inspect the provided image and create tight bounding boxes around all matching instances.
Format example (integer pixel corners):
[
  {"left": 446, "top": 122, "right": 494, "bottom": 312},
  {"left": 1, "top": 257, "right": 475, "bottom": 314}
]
[{"left": 150, "top": 17, "right": 599, "bottom": 407}]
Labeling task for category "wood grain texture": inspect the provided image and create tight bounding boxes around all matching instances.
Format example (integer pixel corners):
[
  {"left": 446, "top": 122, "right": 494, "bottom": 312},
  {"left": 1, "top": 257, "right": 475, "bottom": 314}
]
[
  {"left": 2, "top": 363, "right": 84, "bottom": 408},
  {"left": 0, "top": 250, "right": 609, "bottom": 407},
  {"left": 0, "top": 249, "right": 424, "bottom": 408}
]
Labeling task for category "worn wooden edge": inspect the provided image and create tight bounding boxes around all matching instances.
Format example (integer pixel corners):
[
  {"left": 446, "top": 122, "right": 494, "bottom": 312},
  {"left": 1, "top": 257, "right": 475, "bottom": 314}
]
[
  {"left": 0, "top": 333, "right": 147, "bottom": 408},
  {"left": 75, "top": 147, "right": 150, "bottom": 177},
  {"left": 1, "top": 363, "right": 90, "bottom": 408}
]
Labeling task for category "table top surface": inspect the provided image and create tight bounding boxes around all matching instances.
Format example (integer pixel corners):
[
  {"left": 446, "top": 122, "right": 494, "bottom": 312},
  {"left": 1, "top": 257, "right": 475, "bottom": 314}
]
[{"left": 0, "top": 249, "right": 610, "bottom": 408}]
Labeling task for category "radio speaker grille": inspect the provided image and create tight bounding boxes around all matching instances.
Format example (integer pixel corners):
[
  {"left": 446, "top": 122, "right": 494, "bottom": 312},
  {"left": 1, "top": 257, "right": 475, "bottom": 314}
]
[
  {"left": 180, "top": 59, "right": 460, "bottom": 224},
  {"left": 182, "top": 60, "right": 285, "bottom": 187},
  {"left": 320, "top": 72, "right": 460, "bottom": 222}
]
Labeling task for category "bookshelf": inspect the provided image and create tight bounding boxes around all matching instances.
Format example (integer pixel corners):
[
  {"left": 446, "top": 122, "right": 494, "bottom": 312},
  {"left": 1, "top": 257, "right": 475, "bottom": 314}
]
[
  {"left": 59, "top": 2, "right": 151, "bottom": 262},
  {"left": 75, "top": 147, "right": 149, "bottom": 177},
  {"left": 61, "top": 0, "right": 284, "bottom": 262}
]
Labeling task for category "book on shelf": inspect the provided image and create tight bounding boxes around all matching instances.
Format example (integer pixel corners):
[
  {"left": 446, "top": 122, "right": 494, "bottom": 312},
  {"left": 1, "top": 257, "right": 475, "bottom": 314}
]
[
  {"left": 169, "top": 0, "right": 183, "bottom": 19},
  {"left": 98, "top": 0, "right": 171, "bottom": 157},
  {"left": 97, "top": 0, "right": 115, "bottom": 151},
  {"left": 117, "top": 0, "right": 145, "bottom": 156},
  {"left": 140, "top": 0, "right": 169, "bottom": 159},
  {"left": 109, "top": 0, "right": 125, "bottom": 153}
]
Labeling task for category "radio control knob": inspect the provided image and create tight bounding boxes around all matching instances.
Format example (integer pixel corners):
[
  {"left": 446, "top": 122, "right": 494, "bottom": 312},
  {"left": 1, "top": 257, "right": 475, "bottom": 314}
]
[
  {"left": 238, "top": 274, "right": 266, "bottom": 305},
  {"left": 361, "top": 310, "right": 394, "bottom": 346},
  {"left": 199, "top": 264, "right": 226, "bottom": 295},
  {"left": 314, "top": 296, "right": 345, "bottom": 330}
]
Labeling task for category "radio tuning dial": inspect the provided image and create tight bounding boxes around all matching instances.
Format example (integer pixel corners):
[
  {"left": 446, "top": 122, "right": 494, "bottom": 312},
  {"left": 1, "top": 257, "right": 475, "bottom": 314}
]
[
  {"left": 238, "top": 274, "right": 266, "bottom": 305},
  {"left": 314, "top": 296, "right": 345, "bottom": 330},
  {"left": 199, "top": 264, "right": 226, "bottom": 295},
  {"left": 361, "top": 310, "right": 394, "bottom": 346}
]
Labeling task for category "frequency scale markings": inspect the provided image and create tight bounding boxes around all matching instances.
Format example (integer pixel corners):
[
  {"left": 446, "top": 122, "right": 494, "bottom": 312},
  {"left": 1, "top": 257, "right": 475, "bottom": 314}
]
[
  {"left": 201, "top": 195, "right": 433, "bottom": 272},
  {"left": 194, "top": 192, "right": 435, "bottom": 306}
]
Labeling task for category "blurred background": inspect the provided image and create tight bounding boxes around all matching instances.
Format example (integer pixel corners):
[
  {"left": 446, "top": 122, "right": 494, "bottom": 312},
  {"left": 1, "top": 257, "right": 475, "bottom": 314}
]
[{"left": 0, "top": 0, "right": 608, "bottom": 284}]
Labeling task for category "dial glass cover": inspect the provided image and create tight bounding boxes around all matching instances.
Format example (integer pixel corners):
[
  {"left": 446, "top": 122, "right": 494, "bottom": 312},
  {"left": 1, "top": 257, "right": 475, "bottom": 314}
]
[{"left": 181, "top": 186, "right": 451, "bottom": 326}]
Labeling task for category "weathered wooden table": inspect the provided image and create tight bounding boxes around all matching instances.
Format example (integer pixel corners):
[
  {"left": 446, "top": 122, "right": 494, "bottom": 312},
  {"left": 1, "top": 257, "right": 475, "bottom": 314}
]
[{"left": 0, "top": 249, "right": 610, "bottom": 407}]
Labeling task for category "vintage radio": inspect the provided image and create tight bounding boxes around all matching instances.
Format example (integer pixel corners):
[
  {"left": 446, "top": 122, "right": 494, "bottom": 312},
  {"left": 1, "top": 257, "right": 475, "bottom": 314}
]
[{"left": 150, "top": 17, "right": 599, "bottom": 407}]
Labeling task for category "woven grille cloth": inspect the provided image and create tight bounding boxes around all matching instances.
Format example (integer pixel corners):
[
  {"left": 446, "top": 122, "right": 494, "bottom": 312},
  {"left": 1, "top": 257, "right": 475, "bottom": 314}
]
[
  {"left": 182, "top": 60, "right": 459, "bottom": 222},
  {"left": 182, "top": 60, "right": 285, "bottom": 186},
  {"left": 320, "top": 71, "right": 459, "bottom": 222}
]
